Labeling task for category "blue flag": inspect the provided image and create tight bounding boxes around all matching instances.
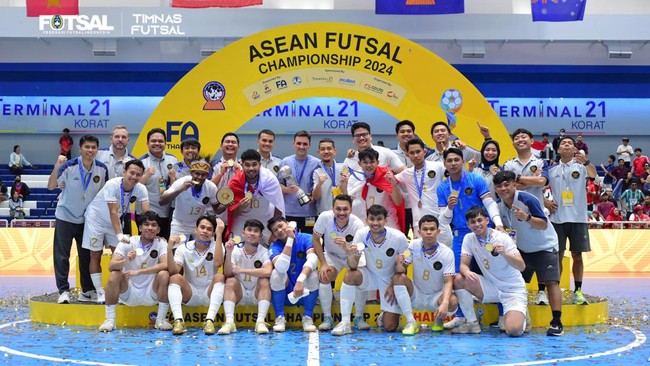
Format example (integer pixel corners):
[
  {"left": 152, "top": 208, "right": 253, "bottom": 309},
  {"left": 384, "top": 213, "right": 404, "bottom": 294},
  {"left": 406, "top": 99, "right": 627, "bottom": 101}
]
[
  {"left": 531, "top": 0, "right": 586, "bottom": 22},
  {"left": 376, "top": 0, "right": 464, "bottom": 15}
]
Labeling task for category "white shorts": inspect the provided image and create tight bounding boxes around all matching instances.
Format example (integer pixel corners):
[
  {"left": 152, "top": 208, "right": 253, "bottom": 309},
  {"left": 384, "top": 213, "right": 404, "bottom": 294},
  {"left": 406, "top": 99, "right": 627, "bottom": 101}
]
[
  {"left": 184, "top": 283, "right": 210, "bottom": 307},
  {"left": 324, "top": 252, "right": 348, "bottom": 274},
  {"left": 478, "top": 275, "right": 527, "bottom": 315},
  {"left": 411, "top": 288, "right": 443, "bottom": 311},
  {"left": 358, "top": 268, "right": 400, "bottom": 314},
  {"left": 82, "top": 222, "right": 118, "bottom": 251},
  {"left": 118, "top": 283, "right": 158, "bottom": 306},
  {"left": 239, "top": 283, "right": 258, "bottom": 306}
]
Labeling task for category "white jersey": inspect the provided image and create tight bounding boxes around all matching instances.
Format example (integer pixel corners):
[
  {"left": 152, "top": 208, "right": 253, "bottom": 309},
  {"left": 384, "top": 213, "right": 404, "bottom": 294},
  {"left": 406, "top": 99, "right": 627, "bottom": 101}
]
[
  {"left": 347, "top": 173, "right": 399, "bottom": 230},
  {"left": 230, "top": 244, "right": 271, "bottom": 290},
  {"left": 395, "top": 161, "right": 445, "bottom": 236},
  {"left": 169, "top": 176, "right": 218, "bottom": 227},
  {"left": 344, "top": 144, "right": 404, "bottom": 173},
  {"left": 313, "top": 211, "right": 366, "bottom": 259},
  {"left": 174, "top": 240, "right": 221, "bottom": 289},
  {"left": 114, "top": 236, "right": 167, "bottom": 290},
  {"left": 84, "top": 177, "right": 149, "bottom": 228},
  {"left": 461, "top": 229, "right": 525, "bottom": 293},
  {"left": 311, "top": 162, "right": 346, "bottom": 214},
  {"left": 229, "top": 193, "right": 276, "bottom": 242},
  {"left": 213, "top": 157, "right": 240, "bottom": 223},
  {"left": 406, "top": 239, "right": 455, "bottom": 294},
  {"left": 353, "top": 227, "right": 408, "bottom": 279}
]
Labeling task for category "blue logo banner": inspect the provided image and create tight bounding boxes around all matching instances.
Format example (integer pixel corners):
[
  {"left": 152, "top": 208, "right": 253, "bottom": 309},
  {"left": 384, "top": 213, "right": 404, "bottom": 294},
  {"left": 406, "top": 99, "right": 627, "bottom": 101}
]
[
  {"left": 375, "top": 0, "right": 464, "bottom": 15},
  {"left": 532, "top": 0, "right": 586, "bottom": 22}
]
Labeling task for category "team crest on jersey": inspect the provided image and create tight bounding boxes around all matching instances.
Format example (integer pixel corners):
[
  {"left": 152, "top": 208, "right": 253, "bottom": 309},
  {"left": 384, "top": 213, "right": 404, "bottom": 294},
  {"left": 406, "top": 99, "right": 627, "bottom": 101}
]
[
  {"left": 465, "top": 187, "right": 473, "bottom": 196},
  {"left": 206, "top": 252, "right": 214, "bottom": 261},
  {"left": 254, "top": 260, "right": 263, "bottom": 268},
  {"left": 150, "top": 250, "right": 158, "bottom": 258},
  {"left": 202, "top": 197, "right": 209, "bottom": 205},
  {"left": 93, "top": 175, "right": 100, "bottom": 183},
  {"left": 427, "top": 170, "right": 436, "bottom": 179},
  {"left": 297, "top": 251, "right": 306, "bottom": 259},
  {"left": 530, "top": 165, "right": 538, "bottom": 173},
  {"left": 130, "top": 196, "right": 137, "bottom": 203},
  {"left": 345, "top": 234, "right": 354, "bottom": 242},
  {"left": 571, "top": 171, "right": 580, "bottom": 179},
  {"left": 491, "top": 250, "right": 499, "bottom": 257},
  {"left": 433, "top": 261, "right": 442, "bottom": 270},
  {"left": 273, "top": 165, "right": 279, "bottom": 172},
  {"left": 167, "top": 164, "right": 172, "bottom": 170},
  {"left": 386, "top": 248, "right": 395, "bottom": 257}
]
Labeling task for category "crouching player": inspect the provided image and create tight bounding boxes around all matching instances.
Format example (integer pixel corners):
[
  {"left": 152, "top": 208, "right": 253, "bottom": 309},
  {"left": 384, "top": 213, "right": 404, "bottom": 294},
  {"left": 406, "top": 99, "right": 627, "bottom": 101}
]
[
  {"left": 267, "top": 216, "right": 320, "bottom": 332},
  {"left": 167, "top": 215, "right": 226, "bottom": 335},
  {"left": 331, "top": 205, "right": 416, "bottom": 335},
  {"left": 218, "top": 219, "right": 273, "bottom": 335},
  {"left": 403, "top": 215, "right": 478, "bottom": 333},
  {"left": 453, "top": 206, "right": 528, "bottom": 337},
  {"left": 99, "top": 211, "right": 171, "bottom": 332}
]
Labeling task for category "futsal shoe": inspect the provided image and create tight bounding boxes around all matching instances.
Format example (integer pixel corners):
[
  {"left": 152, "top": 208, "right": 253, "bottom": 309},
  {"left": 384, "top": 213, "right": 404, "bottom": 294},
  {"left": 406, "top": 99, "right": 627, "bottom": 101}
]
[
  {"left": 536, "top": 290, "right": 549, "bottom": 305},
  {"left": 172, "top": 319, "right": 186, "bottom": 335},
  {"left": 273, "top": 316, "right": 286, "bottom": 332},
  {"left": 546, "top": 321, "right": 564, "bottom": 336},
  {"left": 443, "top": 316, "right": 466, "bottom": 330},
  {"left": 155, "top": 318, "right": 173, "bottom": 331},
  {"left": 402, "top": 322, "right": 419, "bottom": 336},
  {"left": 353, "top": 316, "right": 371, "bottom": 330},
  {"left": 571, "top": 289, "right": 589, "bottom": 305},
  {"left": 318, "top": 316, "right": 334, "bottom": 330},
  {"left": 431, "top": 319, "right": 444, "bottom": 332},
  {"left": 450, "top": 321, "right": 481, "bottom": 334},
  {"left": 77, "top": 290, "right": 97, "bottom": 303},
  {"left": 331, "top": 322, "right": 353, "bottom": 336},
  {"left": 217, "top": 321, "right": 236, "bottom": 335},
  {"left": 255, "top": 321, "right": 269, "bottom": 334},
  {"left": 302, "top": 316, "right": 317, "bottom": 332},
  {"left": 203, "top": 319, "right": 216, "bottom": 335},
  {"left": 375, "top": 312, "right": 384, "bottom": 328},
  {"left": 99, "top": 319, "right": 115, "bottom": 332},
  {"left": 96, "top": 289, "right": 106, "bottom": 304},
  {"left": 57, "top": 291, "right": 70, "bottom": 304},
  {"left": 525, "top": 311, "right": 532, "bottom": 333}
]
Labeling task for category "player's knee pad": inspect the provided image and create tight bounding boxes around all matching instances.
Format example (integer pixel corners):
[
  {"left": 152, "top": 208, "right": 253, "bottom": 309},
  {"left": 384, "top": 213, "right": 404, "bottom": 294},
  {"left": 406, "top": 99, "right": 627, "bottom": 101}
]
[
  {"left": 270, "top": 269, "right": 287, "bottom": 291},
  {"left": 274, "top": 253, "right": 291, "bottom": 273}
]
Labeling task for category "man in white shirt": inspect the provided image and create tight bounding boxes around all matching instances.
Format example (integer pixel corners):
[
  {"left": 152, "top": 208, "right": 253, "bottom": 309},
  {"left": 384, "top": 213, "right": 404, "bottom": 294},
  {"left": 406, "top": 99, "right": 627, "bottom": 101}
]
[
  {"left": 257, "top": 129, "right": 282, "bottom": 176},
  {"left": 617, "top": 137, "right": 634, "bottom": 169},
  {"left": 344, "top": 121, "right": 405, "bottom": 174},
  {"left": 426, "top": 121, "right": 485, "bottom": 163},
  {"left": 9, "top": 145, "right": 34, "bottom": 176}
]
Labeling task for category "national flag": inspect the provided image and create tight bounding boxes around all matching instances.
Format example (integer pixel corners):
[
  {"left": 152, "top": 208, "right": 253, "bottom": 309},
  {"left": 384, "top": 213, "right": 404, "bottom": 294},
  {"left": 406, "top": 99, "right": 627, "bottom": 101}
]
[
  {"left": 26, "top": 0, "right": 79, "bottom": 17},
  {"left": 531, "top": 0, "right": 586, "bottom": 22},
  {"left": 171, "top": 0, "right": 262, "bottom": 8},
  {"left": 376, "top": 0, "right": 464, "bottom": 15}
]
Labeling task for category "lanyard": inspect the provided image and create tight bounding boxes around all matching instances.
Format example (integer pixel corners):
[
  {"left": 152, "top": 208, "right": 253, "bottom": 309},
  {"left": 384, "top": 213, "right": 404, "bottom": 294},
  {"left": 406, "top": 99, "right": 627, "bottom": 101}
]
[
  {"left": 191, "top": 182, "right": 202, "bottom": 199},
  {"left": 140, "top": 239, "right": 154, "bottom": 253},
  {"left": 120, "top": 180, "right": 129, "bottom": 216},
  {"left": 413, "top": 166, "right": 426, "bottom": 200},
  {"left": 244, "top": 179, "right": 260, "bottom": 197},
  {"left": 78, "top": 157, "right": 92, "bottom": 193},
  {"left": 477, "top": 229, "right": 492, "bottom": 247},
  {"left": 293, "top": 157, "right": 308, "bottom": 186},
  {"left": 365, "top": 229, "right": 387, "bottom": 247},
  {"left": 321, "top": 162, "right": 337, "bottom": 186},
  {"left": 422, "top": 242, "right": 439, "bottom": 258},
  {"left": 332, "top": 219, "right": 349, "bottom": 234}
]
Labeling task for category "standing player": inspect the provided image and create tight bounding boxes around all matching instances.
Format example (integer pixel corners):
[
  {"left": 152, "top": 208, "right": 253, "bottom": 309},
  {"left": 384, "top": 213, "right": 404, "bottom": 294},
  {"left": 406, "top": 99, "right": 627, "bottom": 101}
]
[
  {"left": 256, "top": 129, "right": 282, "bottom": 176},
  {"left": 493, "top": 171, "right": 564, "bottom": 336},
  {"left": 267, "top": 216, "right": 320, "bottom": 332},
  {"left": 172, "top": 139, "right": 202, "bottom": 179},
  {"left": 331, "top": 205, "right": 416, "bottom": 335},
  {"left": 546, "top": 136, "right": 596, "bottom": 305},
  {"left": 426, "top": 121, "right": 486, "bottom": 163},
  {"left": 453, "top": 206, "right": 528, "bottom": 336},
  {"left": 396, "top": 138, "right": 445, "bottom": 238},
  {"left": 48, "top": 135, "right": 109, "bottom": 304},
  {"left": 83, "top": 159, "right": 150, "bottom": 303},
  {"left": 312, "top": 194, "right": 369, "bottom": 331},
  {"left": 98, "top": 211, "right": 172, "bottom": 332},
  {"left": 167, "top": 215, "right": 226, "bottom": 335},
  {"left": 218, "top": 219, "right": 273, "bottom": 335},
  {"left": 311, "top": 138, "right": 345, "bottom": 214}
]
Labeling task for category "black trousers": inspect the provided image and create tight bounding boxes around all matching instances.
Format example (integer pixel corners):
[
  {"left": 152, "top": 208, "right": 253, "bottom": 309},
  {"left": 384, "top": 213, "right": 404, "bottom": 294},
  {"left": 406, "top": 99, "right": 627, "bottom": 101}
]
[{"left": 53, "top": 218, "right": 93, "bottom": 294}]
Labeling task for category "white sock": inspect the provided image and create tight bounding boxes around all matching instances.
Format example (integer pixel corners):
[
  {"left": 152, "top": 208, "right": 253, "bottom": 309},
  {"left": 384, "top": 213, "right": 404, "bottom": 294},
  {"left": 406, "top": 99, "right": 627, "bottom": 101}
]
[
  {"left": 91, "top": 273, "right": 103, "bottom": 292},
  {"left": 319, "top": 282, "right": 333, "bottom": 317},
  {"left": 393, "top": 285, "right": 415, "bottom": 323},
  {"left": 354, "top": 289, "right": 367, "bottom": 318},
  {"left": 455, "top": 289, "right": 477, "bottom": 323},
  {"left": 168, "top": 283, "right": 183, "bottom": 320},
  {"left": 339, "top": 283, "right": 355, "bottom": 325},
  {"left": 224, "top": 300, "right": 235, "bottom": 324},
  {"left": 257, "top": 300, "right": 270, "bottom": 323},
  {"left": 206, "top": 282, "right": 225, "bottom": 321},
  {"left": 105, "top": 304, "right": 116, "bottom": 321},
  {"left": 156, "top": 303, "right": 169, "bottom": 322}
]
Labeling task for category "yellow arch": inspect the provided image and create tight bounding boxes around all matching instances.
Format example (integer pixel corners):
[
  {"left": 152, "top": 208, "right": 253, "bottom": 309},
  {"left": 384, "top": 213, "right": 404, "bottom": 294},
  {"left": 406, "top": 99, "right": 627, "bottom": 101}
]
[{"left": 133, "top": 22, "right": 515, "bottom": 159}]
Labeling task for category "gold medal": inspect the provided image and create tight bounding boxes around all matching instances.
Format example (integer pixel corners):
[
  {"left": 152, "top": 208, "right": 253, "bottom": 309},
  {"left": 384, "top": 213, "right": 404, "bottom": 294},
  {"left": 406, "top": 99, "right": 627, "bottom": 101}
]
[
  {"left": 233, "top": 235, "right": 242, "bottom": 244},
  {"left": 403, "top": 249, "right": 411, "bottom": 258},
  {"left": 227, "top": 159, "right": 235, "bottom": 167},
  {"left": 245, "top": 191, "right": 253, "bottom": 199},
  {"left": 135, "top": 248, "right": 144, "bottom": 256},
  {"left": 485, "top": 244, "right": 494, "bottom": 252},
  {"left": 450, "top": 190, "right": 459, "bottom": 199},
  {"left": 329, "top": 233, "right": 337, "bottom": 239},
  {"left": 217, "top": 187, "right": 235, "bottom": 205},
  {"left": 342, "top": 167, "right": 349, "bottom": 175}
]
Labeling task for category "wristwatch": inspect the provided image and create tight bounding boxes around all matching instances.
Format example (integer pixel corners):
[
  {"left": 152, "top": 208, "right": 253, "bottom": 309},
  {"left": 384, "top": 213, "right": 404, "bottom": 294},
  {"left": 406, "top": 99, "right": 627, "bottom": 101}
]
[
  {"left": 583, "top": 160, "right": 591, "bottom": 166},
  {"left": 525, "top": 213, "right": 532, "bottom": 222}
]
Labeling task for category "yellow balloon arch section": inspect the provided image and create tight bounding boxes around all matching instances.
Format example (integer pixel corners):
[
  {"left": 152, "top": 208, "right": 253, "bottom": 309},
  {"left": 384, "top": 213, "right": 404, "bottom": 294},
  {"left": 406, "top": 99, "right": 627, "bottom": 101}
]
[{"left": 132, "top": 22, "right": 514, "bottom": 159}]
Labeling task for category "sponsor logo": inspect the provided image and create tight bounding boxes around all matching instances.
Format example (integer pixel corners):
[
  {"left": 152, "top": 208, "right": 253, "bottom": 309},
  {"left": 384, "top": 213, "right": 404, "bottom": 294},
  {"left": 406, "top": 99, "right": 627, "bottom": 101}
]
[{"left": 202, "top": 81, "right": 226, "bottom": 111}]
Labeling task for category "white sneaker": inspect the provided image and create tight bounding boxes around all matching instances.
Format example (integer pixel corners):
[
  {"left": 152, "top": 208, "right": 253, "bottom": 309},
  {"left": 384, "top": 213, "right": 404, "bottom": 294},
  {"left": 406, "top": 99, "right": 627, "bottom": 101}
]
[
  {"left": 155, "top": 318, "right": 173, "bottom": 331},
  {"left": 376, "top": 312, "right": 384, "bottom": 328},
  {"left": 443, "top": 316, "right": 466, "bottom": 330},
  {"left": 96, "top": 289, "right": 106, "bottom": 304},
  {"left": 273, "top": 316, "right": 286, "bottom": 332},
  {"left": 331, "top": 322, "right": 352, "bottom": 336},
  {"left": 77, "top": 290, "right": 97, "bottom": 303},
  {"left": 255, "top": 321, "right": 269, "bottom": 334},
  {"left": 353, "top": 316, "right": 371, "bottom": 330},
  {"left": 99, "top": 319, "right": 115, "bottom": 332},
  {"left": 536, "top": 291, "right": 549, "bottom": 305},
  {"left": 217, "top": 322, "right": 237, "bottom": 335},
  {"left": 57, "top": 291, "right": 70, "bottom": 304},
  {"left": 319, "top": 316, "right": 334, "bottom": 330},
  {"left": 302, "top": 316, "right": 316, "bottom": 332}
]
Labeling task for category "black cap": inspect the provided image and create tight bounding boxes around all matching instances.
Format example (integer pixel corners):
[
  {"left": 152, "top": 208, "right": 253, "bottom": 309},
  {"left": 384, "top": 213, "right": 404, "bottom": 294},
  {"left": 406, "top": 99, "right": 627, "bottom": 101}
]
[
  {"left": 559, "top": 128, "right": 566, "bottom": 133},
  {"left": 623, "top": 137, "right": 630, "bottom": 141}
]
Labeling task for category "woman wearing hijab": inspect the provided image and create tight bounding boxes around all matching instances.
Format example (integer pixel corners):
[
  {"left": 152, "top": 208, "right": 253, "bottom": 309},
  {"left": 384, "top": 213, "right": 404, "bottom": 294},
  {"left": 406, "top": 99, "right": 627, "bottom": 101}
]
[{"left": 472, "top": 139, "right": 501, "bottom": 199}]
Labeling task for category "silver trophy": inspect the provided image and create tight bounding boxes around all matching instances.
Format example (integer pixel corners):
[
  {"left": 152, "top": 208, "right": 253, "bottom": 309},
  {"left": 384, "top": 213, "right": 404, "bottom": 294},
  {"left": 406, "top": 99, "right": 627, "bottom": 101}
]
[{"left": 279, "top": 165, "right": 312, "bottom": 206}]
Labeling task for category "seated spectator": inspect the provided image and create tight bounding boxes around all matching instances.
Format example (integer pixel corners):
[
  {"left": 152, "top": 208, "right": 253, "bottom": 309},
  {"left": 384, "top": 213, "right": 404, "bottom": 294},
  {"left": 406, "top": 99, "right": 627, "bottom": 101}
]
[
  {"left": 0, "top": 179, "right": 6, "bottom": 203},
  {"left": 642, "top": 194, "right": 650, "bottom": 216},
  {"left": 10, "top": 175, "right": 30, "bottom": 201},
  {"left": 596, "top": 191, "right": 615, "bottom": 219},
  {"left": 605, "top": 208, "right": 624, "bottom": 229},
  {"left": 9, "top": 192, "right": 24, "bottom": 220},
  {"left": 629, "top": 205, "right": 650, "bottom": 229},
  {"left": 9, "top": 145, "right": 34, "bottom": 176},
  {"left": 588, "top": 211, "right": 605, "bottom": 229}
]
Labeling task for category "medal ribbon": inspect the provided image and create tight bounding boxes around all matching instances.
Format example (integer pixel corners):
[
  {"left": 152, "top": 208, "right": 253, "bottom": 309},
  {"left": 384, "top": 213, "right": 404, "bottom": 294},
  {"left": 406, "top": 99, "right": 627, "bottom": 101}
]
[{"left": 78, "top": 157, "right": 92, "bottom": 194}]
